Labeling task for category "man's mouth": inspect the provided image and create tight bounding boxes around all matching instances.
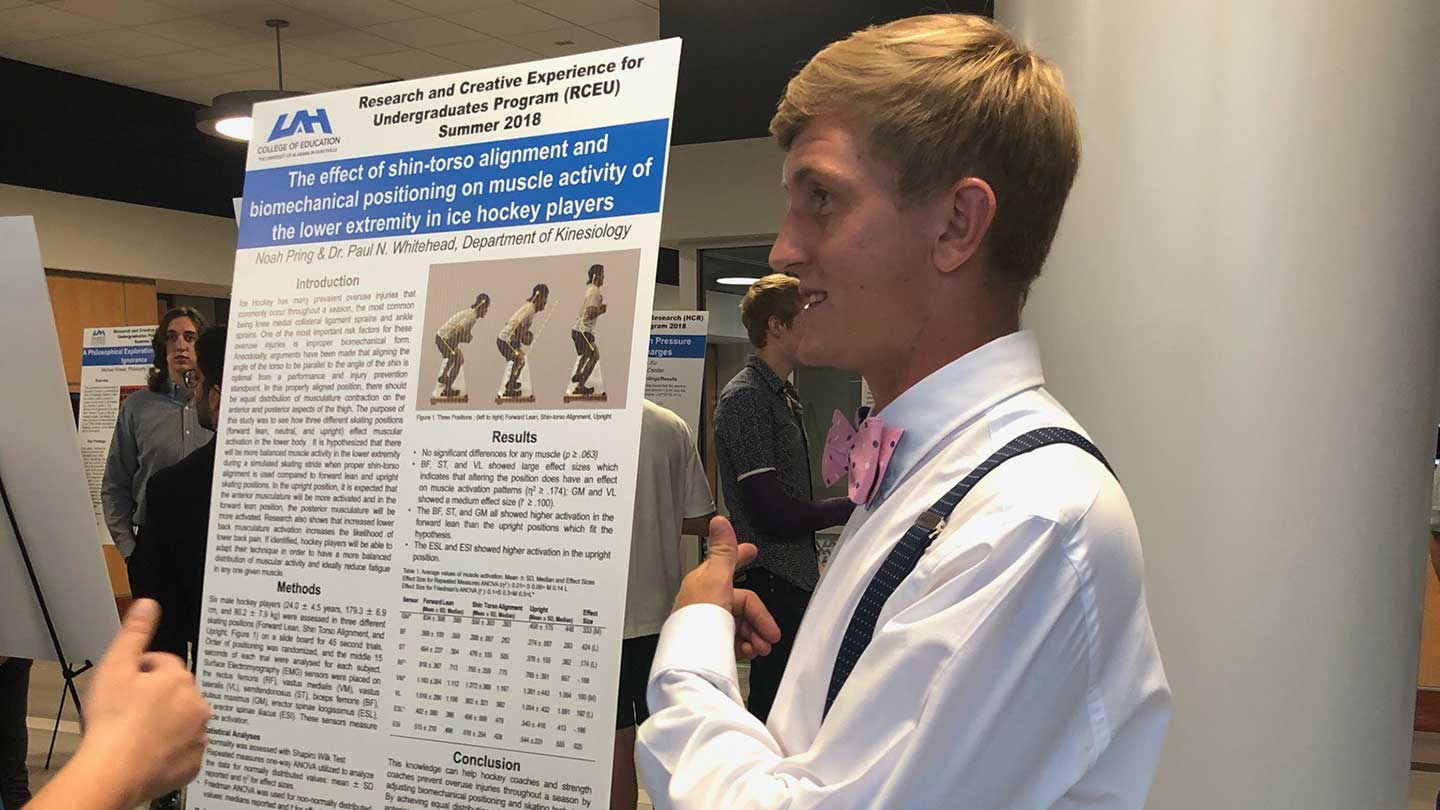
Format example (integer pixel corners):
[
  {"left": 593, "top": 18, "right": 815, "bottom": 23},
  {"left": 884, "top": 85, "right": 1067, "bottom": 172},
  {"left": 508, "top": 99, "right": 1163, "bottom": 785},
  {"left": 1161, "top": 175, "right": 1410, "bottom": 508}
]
[{"left": 802, "top": 290, "right": 828, "bottom": 310}]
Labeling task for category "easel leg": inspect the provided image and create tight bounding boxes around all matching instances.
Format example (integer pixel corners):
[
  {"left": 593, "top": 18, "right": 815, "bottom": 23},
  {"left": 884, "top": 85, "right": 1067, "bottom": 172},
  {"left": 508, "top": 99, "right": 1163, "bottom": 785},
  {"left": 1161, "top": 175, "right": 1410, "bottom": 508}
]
[
  {"left": 44, "top": 682, "right": 65, "bottom": 770},
  {"left": 0, "top": 472, "right": 91, "bottom": 774}
]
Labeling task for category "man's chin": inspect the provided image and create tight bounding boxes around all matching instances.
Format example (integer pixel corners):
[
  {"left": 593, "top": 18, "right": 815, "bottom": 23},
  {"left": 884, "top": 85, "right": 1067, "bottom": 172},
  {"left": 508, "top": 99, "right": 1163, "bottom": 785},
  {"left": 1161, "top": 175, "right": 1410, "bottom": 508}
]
[{"left": 797, "top": 336, "right": 846, "bottom": 371}]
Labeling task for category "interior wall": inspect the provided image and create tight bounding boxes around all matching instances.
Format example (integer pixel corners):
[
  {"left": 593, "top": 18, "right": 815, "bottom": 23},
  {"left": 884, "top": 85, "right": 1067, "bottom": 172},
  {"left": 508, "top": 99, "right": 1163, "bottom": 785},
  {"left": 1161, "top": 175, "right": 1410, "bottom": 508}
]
[
  {"left": 999, "top": 1, "right": 1440, "bottom": 807},
  {"left": 45, "top": 271, "right": 157, "bottom": 391},
  {"left": 652, "top": 283, "right": 685, "bottom": 311},
  {"left": 0, "top": 184, "right": 238, "bottom": 287},
  {"left": 662, "top": 138, "right": 786, "bottom": 244}
]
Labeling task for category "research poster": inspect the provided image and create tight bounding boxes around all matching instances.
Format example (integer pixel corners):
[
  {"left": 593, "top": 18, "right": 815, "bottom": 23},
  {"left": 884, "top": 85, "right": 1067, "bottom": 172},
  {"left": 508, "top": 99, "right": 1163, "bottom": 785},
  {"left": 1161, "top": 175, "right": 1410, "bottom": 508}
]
[
  {"left": 193, "top": 41, "right": 680, "bottom": 810},
  {"left": 644, "top": 311, "right": 707, "bottom": 435},
  {"left": 77, "top": 325, "right": 155, "bottom": 545}
]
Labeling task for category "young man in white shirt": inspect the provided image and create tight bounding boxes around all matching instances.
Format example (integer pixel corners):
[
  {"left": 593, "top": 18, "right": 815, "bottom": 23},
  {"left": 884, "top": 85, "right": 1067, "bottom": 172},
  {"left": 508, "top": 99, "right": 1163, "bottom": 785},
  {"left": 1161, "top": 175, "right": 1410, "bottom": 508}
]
[
  {"left": 435, "top": 293, "right": 489, "bottom": 397},
  {"left": 637, "top": 14, "right": 1171, "bottom": 809},
  {"left": 571, "top": 264, "right": 607, "bottom": 395}
]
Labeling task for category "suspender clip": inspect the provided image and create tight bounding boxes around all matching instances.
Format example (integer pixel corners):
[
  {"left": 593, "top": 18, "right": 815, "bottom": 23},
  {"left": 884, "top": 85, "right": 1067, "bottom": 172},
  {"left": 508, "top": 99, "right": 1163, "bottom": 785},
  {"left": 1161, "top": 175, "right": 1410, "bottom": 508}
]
[{"left": 914, "top": 508, "right": 947, "bottom": 540}]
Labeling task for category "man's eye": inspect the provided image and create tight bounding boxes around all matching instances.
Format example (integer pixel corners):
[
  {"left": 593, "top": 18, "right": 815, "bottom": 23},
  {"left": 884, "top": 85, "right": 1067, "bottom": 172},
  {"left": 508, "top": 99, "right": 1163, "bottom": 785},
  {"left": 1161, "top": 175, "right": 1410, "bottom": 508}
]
[{"left": 811, "top": 188, "right": 831, "bottom": 206}]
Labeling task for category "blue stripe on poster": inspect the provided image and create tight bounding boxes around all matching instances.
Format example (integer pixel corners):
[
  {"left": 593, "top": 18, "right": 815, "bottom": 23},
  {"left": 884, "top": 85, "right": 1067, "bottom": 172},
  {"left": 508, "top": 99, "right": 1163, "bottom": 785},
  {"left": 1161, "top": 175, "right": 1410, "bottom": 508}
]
[
  {"left": 649, "top": 334, "right": 706, "bottom": 359},
  {"left": 82, "top": 346, "right": 153, "bottom": 366},
  {"left": 238, "top": 119, "right": 669, "bottom": 249}
]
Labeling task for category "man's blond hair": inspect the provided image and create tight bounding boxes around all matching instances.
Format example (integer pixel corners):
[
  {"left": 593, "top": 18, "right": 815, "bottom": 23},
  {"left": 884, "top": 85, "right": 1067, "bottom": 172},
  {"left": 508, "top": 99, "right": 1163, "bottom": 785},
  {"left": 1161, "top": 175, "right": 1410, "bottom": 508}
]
[
  {"left": 739, "top": 274, "right": 802, "bottom": 349},
  {"left": 770, "top": 14, "right": 1080, "bottom": 291}
]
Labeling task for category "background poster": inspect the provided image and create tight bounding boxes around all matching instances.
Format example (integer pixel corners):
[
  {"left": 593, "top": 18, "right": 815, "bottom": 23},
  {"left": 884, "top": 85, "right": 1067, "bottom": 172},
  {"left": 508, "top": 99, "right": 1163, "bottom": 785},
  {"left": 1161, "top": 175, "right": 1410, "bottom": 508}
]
[
  {"left": 77, "top": 324, "right": 154, "bottom": 544},
  {"left": 644, "top": 311, "right": 707, "bottom": 435},
  {"left": 194, "top": 41, "right": 680, "bottom": 810}
]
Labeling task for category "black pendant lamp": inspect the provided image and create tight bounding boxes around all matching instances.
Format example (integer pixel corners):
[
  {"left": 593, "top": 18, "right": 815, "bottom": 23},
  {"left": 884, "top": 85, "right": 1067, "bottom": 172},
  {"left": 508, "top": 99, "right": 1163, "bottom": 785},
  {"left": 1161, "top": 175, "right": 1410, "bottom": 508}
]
[{"left": 195, "top": 19, "right": 303, "bottom": 141}]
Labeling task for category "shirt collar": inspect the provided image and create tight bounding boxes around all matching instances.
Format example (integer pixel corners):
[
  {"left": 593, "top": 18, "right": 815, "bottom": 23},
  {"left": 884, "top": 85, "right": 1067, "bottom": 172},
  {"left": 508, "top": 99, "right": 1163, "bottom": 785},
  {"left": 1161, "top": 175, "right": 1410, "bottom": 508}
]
[
  {"left": 165, "top": 381, "right": 190, "bottom": 405},
  {"left": 869, "top": 330, "right": 1046, "bottom": 505},
  {"left": 746, "top": 355, "right": 788, "bottom": 394}
]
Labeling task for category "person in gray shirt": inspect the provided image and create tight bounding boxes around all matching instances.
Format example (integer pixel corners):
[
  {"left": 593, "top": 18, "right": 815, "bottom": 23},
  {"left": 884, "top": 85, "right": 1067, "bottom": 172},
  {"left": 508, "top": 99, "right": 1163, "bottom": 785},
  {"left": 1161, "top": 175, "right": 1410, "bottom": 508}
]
[{"left": 102, "top": 307, "right": 212, "bottom": 587}]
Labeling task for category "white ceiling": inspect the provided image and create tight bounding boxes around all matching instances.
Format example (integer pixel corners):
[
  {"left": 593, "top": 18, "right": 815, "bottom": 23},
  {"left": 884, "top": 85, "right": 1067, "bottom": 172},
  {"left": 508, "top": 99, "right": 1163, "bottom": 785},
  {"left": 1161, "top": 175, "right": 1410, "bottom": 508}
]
[{"left": 0, "top": 0, "right": 660, "bottom": 104}]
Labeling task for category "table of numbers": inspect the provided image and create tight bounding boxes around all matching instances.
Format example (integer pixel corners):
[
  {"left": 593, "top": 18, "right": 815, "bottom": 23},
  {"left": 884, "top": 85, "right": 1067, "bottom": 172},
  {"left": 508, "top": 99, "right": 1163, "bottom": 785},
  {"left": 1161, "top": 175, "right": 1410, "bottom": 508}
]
[{"left": 388, "top": 598, "right": 606, "bottom": 763}]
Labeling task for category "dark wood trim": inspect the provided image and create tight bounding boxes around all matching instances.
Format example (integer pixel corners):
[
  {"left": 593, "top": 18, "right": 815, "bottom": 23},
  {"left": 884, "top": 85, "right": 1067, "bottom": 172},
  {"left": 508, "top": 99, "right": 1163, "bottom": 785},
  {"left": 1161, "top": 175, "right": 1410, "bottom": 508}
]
[{"left": 1416, "top": 689, "right": 1440, "bottom": 732}]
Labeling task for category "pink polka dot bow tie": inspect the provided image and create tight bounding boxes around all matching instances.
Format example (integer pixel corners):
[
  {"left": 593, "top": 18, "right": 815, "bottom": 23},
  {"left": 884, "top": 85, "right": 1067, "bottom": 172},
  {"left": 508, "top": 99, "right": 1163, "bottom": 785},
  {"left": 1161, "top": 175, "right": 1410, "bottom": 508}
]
[{"left": 822, "top": 409, "right": 904, "bottom": 508}]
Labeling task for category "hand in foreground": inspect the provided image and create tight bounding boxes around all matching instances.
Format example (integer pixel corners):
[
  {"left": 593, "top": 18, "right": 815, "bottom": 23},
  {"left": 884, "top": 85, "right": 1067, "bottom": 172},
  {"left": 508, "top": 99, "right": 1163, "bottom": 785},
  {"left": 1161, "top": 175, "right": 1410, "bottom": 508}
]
[
  {"left": 673, "top": 516, "right": 782, "bottom": 660},
  {"left": 31, "top": 599, "right": 212, "bottom": 810}
]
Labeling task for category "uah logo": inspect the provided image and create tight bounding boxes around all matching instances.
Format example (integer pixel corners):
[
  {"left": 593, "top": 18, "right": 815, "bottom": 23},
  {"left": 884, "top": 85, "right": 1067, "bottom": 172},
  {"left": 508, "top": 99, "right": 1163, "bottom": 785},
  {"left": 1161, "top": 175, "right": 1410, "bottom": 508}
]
[
  {"left": 89, "top": 328, "right": 107, "bottom": 345},
  {"left": 267, "top": 108, "right": 332, "bottom": 142}
]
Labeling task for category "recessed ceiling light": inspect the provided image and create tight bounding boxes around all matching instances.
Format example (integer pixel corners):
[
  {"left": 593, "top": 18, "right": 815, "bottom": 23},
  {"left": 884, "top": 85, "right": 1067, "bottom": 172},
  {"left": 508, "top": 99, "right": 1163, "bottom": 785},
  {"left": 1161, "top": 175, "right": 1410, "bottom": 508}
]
[{"left": 715, "top": 276, "right": 761, "bottom": 286}]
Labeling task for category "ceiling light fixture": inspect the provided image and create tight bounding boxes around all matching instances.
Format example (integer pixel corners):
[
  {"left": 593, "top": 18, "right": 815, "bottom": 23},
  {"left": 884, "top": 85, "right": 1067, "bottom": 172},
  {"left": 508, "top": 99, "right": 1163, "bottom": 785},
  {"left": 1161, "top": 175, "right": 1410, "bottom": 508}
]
[
  {"left": 195, "top": 18, "right": 303, "bottom": 141},
  {"left": 715, "top": 276, "right": 762, "bottom": 286}
]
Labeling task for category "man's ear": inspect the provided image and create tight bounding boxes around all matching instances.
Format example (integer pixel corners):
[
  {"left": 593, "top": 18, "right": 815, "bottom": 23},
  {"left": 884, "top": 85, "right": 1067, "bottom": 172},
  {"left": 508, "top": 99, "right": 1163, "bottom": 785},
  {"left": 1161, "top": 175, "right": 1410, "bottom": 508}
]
[
  {"left": 767, "top": 314, "right": 784, "bottom": 338},
  {"left": 934, "top": 177, "right": 997, "bottom": 274}
]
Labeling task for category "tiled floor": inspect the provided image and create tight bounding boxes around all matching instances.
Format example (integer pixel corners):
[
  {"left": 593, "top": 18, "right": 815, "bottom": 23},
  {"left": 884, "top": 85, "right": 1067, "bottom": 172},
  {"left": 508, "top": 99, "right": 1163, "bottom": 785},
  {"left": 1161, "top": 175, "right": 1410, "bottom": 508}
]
[{"left": 1411, "top": 732, "right": 1440, "bottom": 810}]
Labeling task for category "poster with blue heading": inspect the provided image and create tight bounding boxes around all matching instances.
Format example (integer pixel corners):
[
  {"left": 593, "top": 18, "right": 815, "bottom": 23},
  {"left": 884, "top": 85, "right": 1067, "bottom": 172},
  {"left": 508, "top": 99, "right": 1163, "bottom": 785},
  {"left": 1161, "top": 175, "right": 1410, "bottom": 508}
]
[
  {"left": 78, "top": 325, "right": 156, "bottom": 546},
  {"left": 194, "top": 41, "right": 680, "bottom": 810},
  {"left": 645, "top": 311, "right": 708, "bottom": 437}
]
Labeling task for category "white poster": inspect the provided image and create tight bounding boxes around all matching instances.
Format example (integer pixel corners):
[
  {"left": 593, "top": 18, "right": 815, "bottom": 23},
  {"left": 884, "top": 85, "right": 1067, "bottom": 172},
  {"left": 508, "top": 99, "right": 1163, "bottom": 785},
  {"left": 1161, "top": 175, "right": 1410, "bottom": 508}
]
[
  {"left": 194, "top": 42, "right": 680, "bottom": 810},
  {"left": 0, "top": 217, "right": 121, "bottom": 663},
  {"left": 77, "top": 325, "right": 155, "bottom": 545},
  {"left": 645, "top": 310, "right": 708, "bottom": 435}
]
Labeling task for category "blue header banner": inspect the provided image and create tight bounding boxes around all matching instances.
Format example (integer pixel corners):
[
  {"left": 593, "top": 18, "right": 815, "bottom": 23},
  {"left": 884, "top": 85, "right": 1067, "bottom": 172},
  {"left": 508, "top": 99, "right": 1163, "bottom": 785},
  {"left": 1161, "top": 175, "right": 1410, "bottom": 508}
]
[
  {"left": 83, "top": 346, "right": 153, "bottom": 366},
  {"left": 648, "top": 334, "right": 707, "bottom": 359},
  {"left": 237, "top": 119, "right": 669, "bottom": 250}
]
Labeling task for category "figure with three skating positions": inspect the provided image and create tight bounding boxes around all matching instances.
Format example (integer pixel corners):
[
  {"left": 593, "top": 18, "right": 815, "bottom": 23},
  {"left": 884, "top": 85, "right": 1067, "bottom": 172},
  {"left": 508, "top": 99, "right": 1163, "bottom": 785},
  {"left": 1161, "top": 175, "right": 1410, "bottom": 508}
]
[
  {"left": 496, "top": 283, "right": 548, "bottom": 404},
  {"left": 430, "top": 292, "right": 488, "bottom": 404},
  {"left": 565, "top": 263, "right": 608, "bottom": 403}
]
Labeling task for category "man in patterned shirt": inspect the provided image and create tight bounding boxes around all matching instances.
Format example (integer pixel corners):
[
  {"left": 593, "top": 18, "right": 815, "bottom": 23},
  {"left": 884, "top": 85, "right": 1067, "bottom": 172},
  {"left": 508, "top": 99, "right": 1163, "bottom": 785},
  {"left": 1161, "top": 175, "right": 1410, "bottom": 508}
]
[{"left": 712, "top": 273, "right": 855, "bottom": 722}]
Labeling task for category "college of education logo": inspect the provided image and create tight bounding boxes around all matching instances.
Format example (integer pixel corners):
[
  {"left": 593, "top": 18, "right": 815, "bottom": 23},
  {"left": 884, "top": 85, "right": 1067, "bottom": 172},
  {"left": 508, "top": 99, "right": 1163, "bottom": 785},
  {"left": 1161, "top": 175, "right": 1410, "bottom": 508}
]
[
  {"left": 257, "top": 106, "right": 342, "bottom": 160},
  {"left": 267, "top": 108, "right": 332, "bottom": 142}
]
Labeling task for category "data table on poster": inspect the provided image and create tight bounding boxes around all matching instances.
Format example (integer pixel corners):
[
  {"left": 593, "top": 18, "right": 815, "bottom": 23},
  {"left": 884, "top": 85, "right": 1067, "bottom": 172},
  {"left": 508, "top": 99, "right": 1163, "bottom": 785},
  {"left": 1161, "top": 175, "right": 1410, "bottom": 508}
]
[{"left": 389, "top": 602, "right": 607, "bottom": 762}]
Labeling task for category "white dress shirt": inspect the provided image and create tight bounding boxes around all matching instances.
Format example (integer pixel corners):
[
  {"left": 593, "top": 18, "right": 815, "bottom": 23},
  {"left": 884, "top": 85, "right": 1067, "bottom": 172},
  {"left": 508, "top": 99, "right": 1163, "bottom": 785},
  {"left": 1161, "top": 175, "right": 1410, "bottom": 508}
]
[{"left": 637, "top": 331, "right": 1171, "bottom": 809}]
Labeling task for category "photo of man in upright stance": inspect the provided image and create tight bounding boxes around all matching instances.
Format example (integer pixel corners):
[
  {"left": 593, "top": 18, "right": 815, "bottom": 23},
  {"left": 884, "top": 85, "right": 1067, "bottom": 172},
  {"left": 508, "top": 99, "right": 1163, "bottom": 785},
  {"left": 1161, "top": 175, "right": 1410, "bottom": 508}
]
[{"left": 567, "top": 263, "right": 607, "bottom": 401}]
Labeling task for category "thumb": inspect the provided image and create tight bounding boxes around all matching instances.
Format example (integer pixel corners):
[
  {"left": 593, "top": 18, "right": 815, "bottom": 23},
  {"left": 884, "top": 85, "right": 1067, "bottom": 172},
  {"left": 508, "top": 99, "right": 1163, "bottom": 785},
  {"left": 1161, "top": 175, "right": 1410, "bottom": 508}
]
[
  {"left": 104, "top": 598, "right": 160, "bottom": 666},
  {"left": 705, "top": 516, "right": 757, "bottom": 574},
  {"left": 705, "top": 516, "right": 741, "bottom": 575}
]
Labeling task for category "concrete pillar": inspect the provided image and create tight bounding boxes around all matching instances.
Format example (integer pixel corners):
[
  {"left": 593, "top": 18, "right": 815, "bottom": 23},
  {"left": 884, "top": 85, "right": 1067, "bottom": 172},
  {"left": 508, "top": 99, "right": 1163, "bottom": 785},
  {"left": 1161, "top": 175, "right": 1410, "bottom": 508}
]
[{"left": 996, "top": 1, "right": 1440, "bottom": 806}]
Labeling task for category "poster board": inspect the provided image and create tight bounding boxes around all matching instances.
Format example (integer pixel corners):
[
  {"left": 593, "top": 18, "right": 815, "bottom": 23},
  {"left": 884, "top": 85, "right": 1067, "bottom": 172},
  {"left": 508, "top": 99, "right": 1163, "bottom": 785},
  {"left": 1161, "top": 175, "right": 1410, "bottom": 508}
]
[
  {"left": 77, "top": 325, "right": 155, "bottom": 545},
  {"left": 0, "top": 216, "right": 122, "bottom": 662},
  {"left": 645, "top": 310, "right": 708, "bottom": 435},
  {"left": 192, "top": 41, "right": 680, "bottom": 810}
]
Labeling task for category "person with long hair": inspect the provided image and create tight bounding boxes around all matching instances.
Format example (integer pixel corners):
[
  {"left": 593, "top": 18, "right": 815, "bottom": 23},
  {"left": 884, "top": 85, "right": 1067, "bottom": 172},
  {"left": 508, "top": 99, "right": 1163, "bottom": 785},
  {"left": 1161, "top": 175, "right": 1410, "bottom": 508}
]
[{"left": 101, "top": 308, "right": 211, "bottom": 596}]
